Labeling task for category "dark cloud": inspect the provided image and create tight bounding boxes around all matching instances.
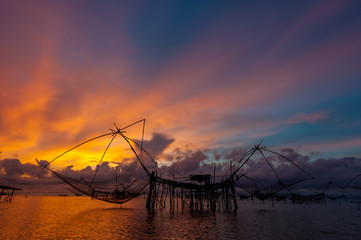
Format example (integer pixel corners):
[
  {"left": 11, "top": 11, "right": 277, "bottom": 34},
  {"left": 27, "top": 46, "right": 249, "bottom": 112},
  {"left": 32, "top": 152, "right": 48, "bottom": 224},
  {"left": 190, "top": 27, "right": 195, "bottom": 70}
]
[
  {"left": 2, "top": 144, "right": 361, "bottom": 197},
  {"left": 158, "top": 146, "right": 361, "bottom": 196},
  {"left": 168, "top": 150, "right": 207, "bottom": 175},
  {"left": 0, "top": 158, "right": 63, "bottom": 195},
  {"left": 141, "top": 132, "right": 175, "bottom": 158},
  {"left": 0, "top": 158, "right": 47, "bottom": 179},
  {"left": 309, "top": 151, "right": 321, "bottom": 156},
  {"left": 158, "top": 147, "right": 243, "bottom": 179}
]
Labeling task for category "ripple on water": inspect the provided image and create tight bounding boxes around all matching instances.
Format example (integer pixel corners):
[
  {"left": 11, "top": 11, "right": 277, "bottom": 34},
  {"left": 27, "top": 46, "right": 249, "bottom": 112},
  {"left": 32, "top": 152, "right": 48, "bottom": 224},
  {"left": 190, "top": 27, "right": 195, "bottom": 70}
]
[{"left": 1, "top": 197, "right": 360, "bottom": 240}]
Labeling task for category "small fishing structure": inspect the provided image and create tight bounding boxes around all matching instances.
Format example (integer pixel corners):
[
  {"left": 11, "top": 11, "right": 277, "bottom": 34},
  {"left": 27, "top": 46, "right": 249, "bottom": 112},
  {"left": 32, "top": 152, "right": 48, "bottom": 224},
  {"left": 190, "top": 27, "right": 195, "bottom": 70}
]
[
  {"left": 230, "top": 143, "right": 314, "bottom": 207},
  {"left": 288, "top": 181, "right": 343, "bottom": 205},
  {"left": 0, "top": 178, "right": 22, "bottom": 202},
  {"left": 44, "top": 120, "right": 313, "bottom": 210},
  {"left": 343, "top": 173, "right": 361, "bottom": 209},
  {"left": 289, "top": 180, "right": 348, "bottom": 205}
]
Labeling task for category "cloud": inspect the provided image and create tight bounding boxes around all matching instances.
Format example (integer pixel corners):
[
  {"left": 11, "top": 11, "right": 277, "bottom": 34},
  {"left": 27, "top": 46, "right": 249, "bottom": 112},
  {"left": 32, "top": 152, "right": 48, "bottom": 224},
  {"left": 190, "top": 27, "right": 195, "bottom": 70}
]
[
  {"left": 1, "top": 0, "right": 361, "bottom": 173},
  {"left": 267, "top": 0, "right": 351, "bottom": 57},
  {"left": 141, "top": 132, "right": 175, "bottom": 158},
  {"left": 0, "top": 158, "right": 46, "bottom": 179},
  {"left": 0, "top": 158, "right": 59, "bottom": 195},
  {"left": 295, "top": 137, "right": 361, "bottom": 156},
  {"left": 1, "top": 144, "right": 361, "bottom": 198},
  {"left": 168, "top": 150, "right": 208, "bottom": 175},
  {"left": 287, "top": 112, "right": 328, "bottom": 125}
]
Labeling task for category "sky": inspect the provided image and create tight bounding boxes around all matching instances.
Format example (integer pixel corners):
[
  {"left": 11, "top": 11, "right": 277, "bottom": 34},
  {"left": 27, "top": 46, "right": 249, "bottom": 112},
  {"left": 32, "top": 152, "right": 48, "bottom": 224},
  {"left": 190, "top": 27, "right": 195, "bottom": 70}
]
[{"left": 1, "top": 0, "right": 361, "bottom": 194}]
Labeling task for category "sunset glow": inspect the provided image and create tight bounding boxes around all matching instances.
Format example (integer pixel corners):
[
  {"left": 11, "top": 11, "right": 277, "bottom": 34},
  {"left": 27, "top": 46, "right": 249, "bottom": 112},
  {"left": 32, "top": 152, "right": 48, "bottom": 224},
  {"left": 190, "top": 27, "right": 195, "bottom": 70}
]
[{"left": 1, "top": 0, "right": 361, "bottom": 171}]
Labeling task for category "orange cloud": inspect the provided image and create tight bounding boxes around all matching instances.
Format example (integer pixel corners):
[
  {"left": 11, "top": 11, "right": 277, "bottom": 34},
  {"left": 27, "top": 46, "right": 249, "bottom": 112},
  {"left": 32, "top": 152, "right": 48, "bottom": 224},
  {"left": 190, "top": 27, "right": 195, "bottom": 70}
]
[{"left": 1, "top": 1, "right": 360, "bottom": 169}]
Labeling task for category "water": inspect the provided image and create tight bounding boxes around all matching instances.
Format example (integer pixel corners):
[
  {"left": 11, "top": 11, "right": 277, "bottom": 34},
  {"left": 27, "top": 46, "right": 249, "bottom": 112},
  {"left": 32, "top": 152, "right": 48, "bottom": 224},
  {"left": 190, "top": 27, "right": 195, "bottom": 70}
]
[{"left": 1, "top": 196, "right": 360, "bottom": 239}]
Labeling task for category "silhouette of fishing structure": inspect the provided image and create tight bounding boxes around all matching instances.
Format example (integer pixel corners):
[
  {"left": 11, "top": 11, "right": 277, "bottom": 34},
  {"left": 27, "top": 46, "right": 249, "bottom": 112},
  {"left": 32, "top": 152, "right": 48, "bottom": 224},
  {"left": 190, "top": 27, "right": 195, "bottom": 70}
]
[
  {"left": 0, "top": 177, "right": 22, "bottom": 202},
  {"left": 44, "top": 120, "right": 315, "bottom": 210},
  {"left": 344, "top": 173, "right": 361, "bottom": 192},
  {"left": 343, "top": 173, "right": 361, "bottom": 209},
  {"left": 44, "top": 120, "right": 151, "bottom": 204},
  {"left": 320, "top": 181, "right": 346, "bottom": 201},
  {"left": 64, "top": 186, "right": 83, "bottom": 196},
  {"left": 230, "top": 143, "right": 315, "bottom": 206},
  {"left": 289, "top": 181, "right": 346, "bottom": 205}
]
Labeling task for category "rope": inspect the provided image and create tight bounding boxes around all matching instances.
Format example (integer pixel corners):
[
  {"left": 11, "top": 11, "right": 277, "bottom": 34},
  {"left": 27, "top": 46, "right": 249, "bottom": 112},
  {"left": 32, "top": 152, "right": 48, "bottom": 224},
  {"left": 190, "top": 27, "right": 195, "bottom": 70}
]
[{"left": 90, "top": 133, "right": 118, "bottom": 187}]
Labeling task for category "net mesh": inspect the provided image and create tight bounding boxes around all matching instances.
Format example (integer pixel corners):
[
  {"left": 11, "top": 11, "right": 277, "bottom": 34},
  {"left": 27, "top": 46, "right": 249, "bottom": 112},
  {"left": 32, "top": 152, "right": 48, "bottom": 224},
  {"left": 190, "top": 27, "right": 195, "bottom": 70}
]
[{"left": 45, "top": 120, "right": 153, "bottom": 204}]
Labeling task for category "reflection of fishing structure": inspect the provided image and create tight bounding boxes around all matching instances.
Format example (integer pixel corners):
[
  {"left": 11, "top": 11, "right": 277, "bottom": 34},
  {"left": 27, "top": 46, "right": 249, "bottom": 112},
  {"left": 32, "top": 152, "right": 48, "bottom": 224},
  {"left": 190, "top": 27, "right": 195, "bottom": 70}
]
[
  {"left": 44, "top": 120, "right": 314, "bottom": 210},
  {"left": 0, "top": 178, "right": 22, "bottom": 202}
]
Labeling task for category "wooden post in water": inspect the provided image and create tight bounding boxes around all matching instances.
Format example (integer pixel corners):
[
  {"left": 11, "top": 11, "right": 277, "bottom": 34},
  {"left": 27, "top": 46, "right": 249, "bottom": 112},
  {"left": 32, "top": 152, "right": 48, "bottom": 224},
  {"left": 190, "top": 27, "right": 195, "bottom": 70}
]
[
  {"left": 190, "top": 189, "right": 194, "bottom": 210},
  {"left": 146, "top": 172, "right": 154, "bottom": 210},
  {"left": 231, "top": 180, "right": 238, "bottom": 210}
]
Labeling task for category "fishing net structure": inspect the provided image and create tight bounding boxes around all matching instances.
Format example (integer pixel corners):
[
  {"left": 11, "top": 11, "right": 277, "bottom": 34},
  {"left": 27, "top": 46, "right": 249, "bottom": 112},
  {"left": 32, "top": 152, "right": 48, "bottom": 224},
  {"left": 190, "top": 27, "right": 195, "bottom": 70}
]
[
  {"left": 46, "top": 168, "right": 149, "bottom": 204},
  {"left": 0, "top": 177, "right": 22, "bottom": 202},
  {"left": 43, "top": 120, "right": 315, "bottom": 209},
  {"left": 227, "top": 143, "right": 314, "bottom": 201},
  {"left": 344, "top": 173, "right": 361, "bottom": 190},
  {"left": 342, "top": 173, "right": 361, "bottom": 199},
  {"left": 44, "top": 120, "right": 155, "bottom": 204},
  {"left": 287, "top": 180, "right": 347, "bottom": 204},
  {"left": 320, "top": 181, "right": 345, "bottom": 200}
]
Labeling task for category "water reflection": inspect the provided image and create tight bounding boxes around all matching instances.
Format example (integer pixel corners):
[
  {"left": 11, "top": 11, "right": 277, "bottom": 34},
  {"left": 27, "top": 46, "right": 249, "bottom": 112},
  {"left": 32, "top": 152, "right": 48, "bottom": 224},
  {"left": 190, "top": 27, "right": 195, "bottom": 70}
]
[{"left": 0, "top": 196, "right": 360, "bottom": 239}]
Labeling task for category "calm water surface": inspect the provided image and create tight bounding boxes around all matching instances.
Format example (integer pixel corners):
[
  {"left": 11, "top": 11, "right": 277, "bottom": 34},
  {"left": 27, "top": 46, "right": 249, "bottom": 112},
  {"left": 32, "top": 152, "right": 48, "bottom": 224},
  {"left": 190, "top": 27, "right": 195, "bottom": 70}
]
[{"left": 0, "top": 196, "right": 360, "bottom": 239}]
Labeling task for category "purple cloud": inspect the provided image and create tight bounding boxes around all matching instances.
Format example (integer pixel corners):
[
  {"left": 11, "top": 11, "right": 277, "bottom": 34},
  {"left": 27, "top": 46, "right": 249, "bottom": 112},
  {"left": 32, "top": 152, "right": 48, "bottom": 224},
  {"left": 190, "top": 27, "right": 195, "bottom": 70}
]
[
  {"left": 140, "top": 132, "right": 175, "bottom": 159},
  {"left": 287, "top": 112, "right": 328, "bottom": 125},
  {"left": 1, "top": 143, "right": 361, "bottom": 198}
]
